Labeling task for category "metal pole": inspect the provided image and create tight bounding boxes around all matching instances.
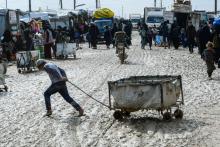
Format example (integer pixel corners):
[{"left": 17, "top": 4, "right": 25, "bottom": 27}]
[
  {"left": 161, "top": 0, "right": 162, "bottom": 8},
  {"left": 122, "top": 5, "right": 124, "bottom": 18},
  {"left": 96, "top": 0, "right": 100, "bottom": 9},
  {"left": 154, "top": 0, "right": 156, "bottom": 7},
  {"left": 60, "top": 0, "right": 63, "bottom": 9},
  {"left": 74, "top": 0, "right": 76, "bottom": 10},
  {"left": 6, "top": 0, "right": 7, "bottom": 8},
  {"left": 215, "top": 0, "right": 217, "bottom": 15},
  {"left": 29, "top": 0, "right": 32, "bottom": 12}
]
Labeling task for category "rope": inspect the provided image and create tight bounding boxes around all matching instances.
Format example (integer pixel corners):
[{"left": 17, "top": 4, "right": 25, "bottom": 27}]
[{"left": 68, "top": 81, "right": 110, "bottom": 109}]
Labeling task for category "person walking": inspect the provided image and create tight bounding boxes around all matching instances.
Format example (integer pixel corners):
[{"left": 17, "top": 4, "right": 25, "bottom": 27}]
[
  {"left": 152, "top": 25, "right": 158, "bottom": 46},
  {"left": 202, "top": 42, "right": 216, "bottom": 80},
  {"left": 1, "top": 30, "right": 15, "bottom": 61},
  {"left": 180, "top": 28, "right": 187, "bottom": 48},
  {"left": 147, "top": 27, "right": 153, "bottom": 50},
  {"left": 104, "top": 26, "right": 112, "bottom": 49},
  {"left": 43, "top": 26, "right": 54, "bottom": 59},
  {"left": 123, "top": 23, "right": 132, "bottom": 46},
  {"left": 212, "top": 26, "right": 220, "bottom": 63},
  {"left": 186, "top": 22, "right": 196, "bottom": 53},
  {"left": 170, "top": 23, "right": 180, "bottom": 49},
  {"left": 36, "top": 59, "right": 84, "bottom": 116},
  {"left": 197, "top": 23, "right": 211, "bottom": 57},
  {"left": 161, "top": 21, "right": 169, "bottom": 49},
  {"left": 89, "top": 23, "right": 99, "bottom": 49},
  {"left": 139, "top": 26, "right": 147, "bottom": 49},
  {"left": 112, "top": 23, "right": 118, "bottom": 47},
  {"left": 24, "top": 24, "right": 34, "bottom": 51}
]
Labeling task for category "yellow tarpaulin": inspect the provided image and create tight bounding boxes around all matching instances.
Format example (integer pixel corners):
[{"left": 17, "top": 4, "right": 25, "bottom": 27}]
[{"left": 93, "top": 8, "right": 114, "bottom": 19}]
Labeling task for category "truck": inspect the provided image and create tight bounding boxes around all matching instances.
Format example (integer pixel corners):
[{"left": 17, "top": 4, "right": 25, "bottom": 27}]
[
  {"left": 93, "top": 8, "right": 114, "bottom": 42},
  {"left": 0, "top": 9, "right": 20, "bottom": 38},
  {"left": 164, "top": 11, "right": 174, "bottom": 24},
  {"left": 144, "top": 7, "right": 165, "bottom": 28},
  {"left": 129, "top": 14, "right": 141, "bottom": 29},
  {"left": 94, "top": 18, "right": 113, "bottom": 42}
]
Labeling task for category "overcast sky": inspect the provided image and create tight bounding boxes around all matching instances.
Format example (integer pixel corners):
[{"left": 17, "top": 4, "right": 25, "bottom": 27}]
[{"left": 0, "top": 0, "right": 219, "bottom": 18}]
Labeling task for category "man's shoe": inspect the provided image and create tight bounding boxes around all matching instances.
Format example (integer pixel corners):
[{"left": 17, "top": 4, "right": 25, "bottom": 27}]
[
  {"left": 78, "top": 109, "right": 84, "bottom": 117},
  {"left": 44, "top": 110, "right": 52, "bottom": 116}
]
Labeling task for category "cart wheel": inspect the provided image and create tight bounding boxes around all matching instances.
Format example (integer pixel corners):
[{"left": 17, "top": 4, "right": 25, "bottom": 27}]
[
  {"left": 113, "top": 111, "right": 123, "bottom": 120},
  {"left": 163, "top": 112, "right": 172, "bottom": 121},
  {"left": 18, "top": 69, "right": 22, "bottom": 74},
  {"left": 122, "top": 111, "right": 131, "bottom": 117},
  {"left": 4, "top": 85, "right": 8, "bottom": 92},
  {"left": 174, "top": 109, "right": 183, "bottom": 119},
  {"left": 27, "top": 67, "right": 31, "bottom": 72},
  {"left": 120, "top": 53, "right": 125, "bottom": 64}
]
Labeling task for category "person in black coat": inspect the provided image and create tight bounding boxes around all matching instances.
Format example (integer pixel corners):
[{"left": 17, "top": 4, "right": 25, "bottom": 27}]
[
  {"left": 123, "top": 23, "right": 132, "bottom": 46},
  {"left": 170, "top": 23, "right": 180, "bottom": 49},
  {"left": 1, "top": 30, "right": 14, "bottom": 61},
  {"left": 202, "top": 42, "right": 216, "bottom": 79},
  {"left": 104, "top": 26, "right": 112, "bottom": 49},
  {"left": 89, "top": 23, "right": 99, "bottom": 49},
  {"left": 111, "top": 23, "right": 118, "bottom": 47},
  {"left": 112, "top": 23, "right": 118, "bottom": 37},
  {"left": 197, "top": 23, "right": 211, "bottom": 55},
  {"left": 186, "top": 22, "right": 196, "bottom": 53}
]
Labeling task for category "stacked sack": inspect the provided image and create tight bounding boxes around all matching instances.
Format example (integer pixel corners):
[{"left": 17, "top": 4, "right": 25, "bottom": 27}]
[{"left": 93, "top": 8, "right": 114, "bottom": 19}]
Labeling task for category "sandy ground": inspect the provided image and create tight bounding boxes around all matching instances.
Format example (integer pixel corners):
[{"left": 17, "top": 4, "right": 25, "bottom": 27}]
[{"left": 1, "top": 31, "right": 220, "bottom": 147}]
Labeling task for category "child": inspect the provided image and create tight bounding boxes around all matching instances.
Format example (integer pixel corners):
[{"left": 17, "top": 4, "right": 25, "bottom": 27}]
[
  {"left": 203, "top": 42, "right": 216, "bottom": 80},
  {"left": 36, "top": 59, "right": 84, "bottom": 116},
  {"left": 147, "top": 28, "right": 153, "bottom": 50},
  {"left": 139, "top": 26, "right": 147, "bottom": 49}
]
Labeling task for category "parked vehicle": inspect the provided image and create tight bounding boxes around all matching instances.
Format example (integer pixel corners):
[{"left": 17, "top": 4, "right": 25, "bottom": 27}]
[
  {"left": 129, "top": 14, "right": 141, "bottom": 29},
  {"left": 93, "top": 8, "right": 114, "bottom": 42},
  {"left": 144, "top": 7, "right": 165, "bottom": 28},
  {"left": 94, "top": 19, "right": 113, "bottom": 42},
  {"left": 0, "top": 9, "right": 20, "bottom": 38},
  {"left": 164, "top": 11, "right": 174, "bottom": 24}
]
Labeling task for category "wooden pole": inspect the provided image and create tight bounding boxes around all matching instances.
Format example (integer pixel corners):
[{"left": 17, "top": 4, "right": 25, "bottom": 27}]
[
  {"left": 154, "top": 0, "right": 156, "bottom": 7},
  {"left": 6, "top": 0, "right": 7, "bottom": 8},
  {"left": 215, "top": 0, "right": 217, "bottom": 15}
]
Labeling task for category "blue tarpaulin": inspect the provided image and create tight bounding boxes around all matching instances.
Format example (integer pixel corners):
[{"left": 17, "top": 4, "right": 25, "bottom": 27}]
[{"left": 213, "top": 18, "right": 220, "bottom": 27}]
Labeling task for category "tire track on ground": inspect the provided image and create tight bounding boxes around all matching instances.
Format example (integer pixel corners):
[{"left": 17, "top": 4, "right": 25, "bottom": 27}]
[{"left": 82, "top": 33, "right": 158, "bottom": 146}]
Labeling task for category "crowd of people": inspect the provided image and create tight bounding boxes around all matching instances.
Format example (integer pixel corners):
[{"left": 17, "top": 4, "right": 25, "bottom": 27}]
[
  {"left": 0, "top": 18, "right": 134, "bottom": 61},
  {"left": 0, "top": 20, "right": 91, "bottom": 61},
  {"left": 137, "top": 19, "right": 220, "bottom": 79},
  {"left": 1, "top": 17, "right": 220, "bottom": 80}
]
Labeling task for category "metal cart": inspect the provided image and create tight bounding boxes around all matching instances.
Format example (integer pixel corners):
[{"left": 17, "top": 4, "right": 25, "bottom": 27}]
[{"left": 108, "top": 75, "right": 184, "bottom": 120}]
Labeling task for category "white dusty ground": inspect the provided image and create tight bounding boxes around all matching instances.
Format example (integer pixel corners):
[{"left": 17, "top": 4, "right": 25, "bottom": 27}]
[{"left": 1, "top": 31, "right": 220, "bottom": 147}]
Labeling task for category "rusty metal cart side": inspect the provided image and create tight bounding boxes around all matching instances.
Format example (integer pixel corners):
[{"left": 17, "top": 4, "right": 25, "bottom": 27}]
[{"left": 108, "top": 75, "right": 184, "bottom": 121}]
